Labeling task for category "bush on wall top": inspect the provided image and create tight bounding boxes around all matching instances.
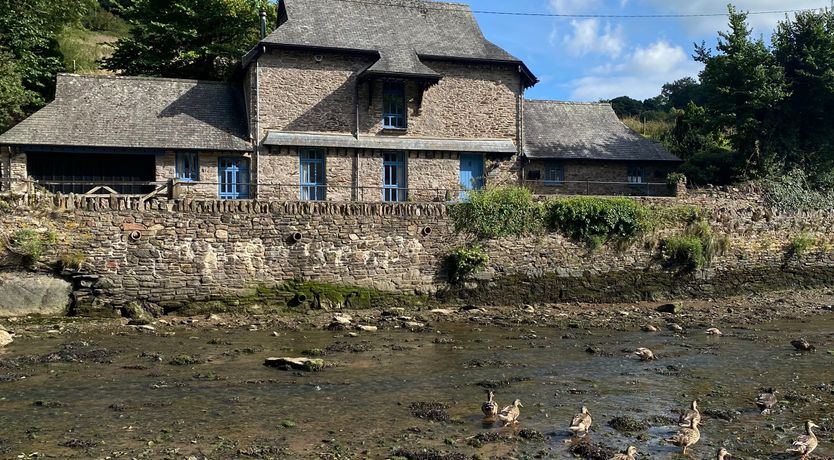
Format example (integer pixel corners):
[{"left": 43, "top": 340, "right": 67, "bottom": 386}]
[
  {"left": 545, "top": 197, "right": 653, "bottom": 248},
  {"left": 449, "top": 187, "right": 543, "bottom": 239}
]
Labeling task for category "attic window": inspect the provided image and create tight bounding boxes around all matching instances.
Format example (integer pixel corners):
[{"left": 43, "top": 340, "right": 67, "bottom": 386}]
[{"left": 382, "top": 82, "right": 406, "bottom": 129}]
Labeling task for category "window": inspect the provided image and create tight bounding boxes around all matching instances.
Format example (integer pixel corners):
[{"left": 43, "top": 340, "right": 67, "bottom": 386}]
[
  {"left": 300, "top": 149, "right": 326, "bottom": 201},
  {"left": 544, "top": 162, "right": 565, "bottom": 185},
  {"left": 218, "top": 157, "right": 250, "bottom": 199},
  {"left": 383, "top": 152, "right": 407, "bottom": 202},
  {"left": 627, "top": 165, "right": 645, "bottom": 184},
  {"left": 382, "top": 82, "right": 406, "bottom": 129},
  {"left": 176, "top": 152, "right": 199, "bottom": 181}
]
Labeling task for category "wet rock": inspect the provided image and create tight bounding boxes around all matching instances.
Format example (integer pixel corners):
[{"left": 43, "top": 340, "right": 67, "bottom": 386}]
[
  {"left": 122, "top": 301, "right": 154, "bottom": 325},
  {"left": 474, "top": 376, "right": 531, "bottom": 389},
  {"left": 59, "top": 438, "right": 98, "bottom": 449},
  {"left": 568, "top": 441, "right": 616, "bottom": 460},
  {"left": 0, "top": 330, "right": 12, "bottom": 347},
  {"left": 657, "top": 302, "right": 684, "bottom": 314},
  {"left": 357, "top": 325, "right": 378, "bottom": 332},
  {"left": 608, "top": 415, "right": 650, "bottom": 433},
  {"left": 263, "top": 357, "right": 325, "bottom": 372},
  {"left": 703, "top": 408, "right": 737, "bottom": 422},
  {"left": 391, "top": 448, "right": 466, "bottom": 460},
  {"left": 408, "top": 401, "right": 450, "bottom": 422},
  {"left": 791, "top": 338, "right": 816, "bottom": 352}
]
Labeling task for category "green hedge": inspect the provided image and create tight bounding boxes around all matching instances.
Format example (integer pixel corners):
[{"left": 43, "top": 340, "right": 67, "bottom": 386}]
[
  {"left": 545, "top": 197, "right": 652, "bottom": 248},
  {"left": 449, "top": 187, "right": 543, "bottom": 239},
  {"left": 446, "top": 246, "right": 489, "bottom": 282}
]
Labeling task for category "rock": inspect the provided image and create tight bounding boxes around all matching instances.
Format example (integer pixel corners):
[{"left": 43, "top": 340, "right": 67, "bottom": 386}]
[
  {"left": 357, "top": 325, "right": 378, "bottom": 332},
  {"left": 706, "top": 328, "right": 723, "bottom": 336},
  {"left": 332, "top": 315, "right": 352, "bottom": 325},
  {"left": 404, "top": 321, "right": 426, "bottom": 329},
  {"left": 429, "top": 309, "right": 454, "bottom": 315},
  {"left": 122, "top": 302, "right": 153, "bottom": 325},
  {"left": 522, "top": 305, "right": 535, "bottom": 313},
  {"left": 669, "top": 323, "right": 684, "bottom": 332},
  {"left": 0, "top": 274, "right": 72, "bottom": 317},
  {"left": 642, "top": 325, "right": 658, "bottom": 332},
  {"left": 657, "top": 303, "right": 684, "bottom": 314},
  {"left": 0, "top": 330, "right": 13, "bottom": 347},
  {"left": 264, "top": 357, "right": 325, "bottom": 372}
]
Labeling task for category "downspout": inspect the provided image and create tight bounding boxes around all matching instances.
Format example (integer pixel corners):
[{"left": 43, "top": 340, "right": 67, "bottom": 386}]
[
  {"left": 353, "top": 76, "right": 362, "bottom": 200},
  {"left": 253, "top": 10, "right": 267, "bottom": 199},
  {"left": 517, "top": 65, "right": 525, "bottom": 187}
]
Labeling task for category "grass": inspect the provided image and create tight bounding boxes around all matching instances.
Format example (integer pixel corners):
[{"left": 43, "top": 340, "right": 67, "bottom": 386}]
[
  {"left": 58, "top": 28, "right": 121, "bottom": 74},
  {"left": 622, "top": 116, "right": 674, "bottom": 141}
]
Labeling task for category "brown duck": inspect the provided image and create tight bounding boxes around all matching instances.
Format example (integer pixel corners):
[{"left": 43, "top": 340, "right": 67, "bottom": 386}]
[{"left": 666, "top": 418, "right": 701, "bottom": 455}]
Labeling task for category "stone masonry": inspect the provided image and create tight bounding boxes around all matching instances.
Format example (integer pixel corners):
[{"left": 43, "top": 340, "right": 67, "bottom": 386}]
[{"left": 1, "top": 188, "right": 833, "bottom": 315}]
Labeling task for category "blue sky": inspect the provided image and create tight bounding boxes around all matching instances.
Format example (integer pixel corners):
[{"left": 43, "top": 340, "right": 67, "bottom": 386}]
[{"left": 470, "top": 0, "right": 831, "bottom": 101}]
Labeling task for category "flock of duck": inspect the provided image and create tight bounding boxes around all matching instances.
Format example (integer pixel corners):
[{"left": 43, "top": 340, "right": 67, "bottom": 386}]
[{"left": 475, "top": 329, "right": 823, "bottom": 459}]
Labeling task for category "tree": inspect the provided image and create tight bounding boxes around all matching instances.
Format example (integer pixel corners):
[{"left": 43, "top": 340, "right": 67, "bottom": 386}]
[
  {"left": 695, "top": 6, "right": 789, "bottom": 174},
  {"left": 661, "top": 77, "right": 705, "bottom": 110},
  {"left": 773, "top": 9, "right": 834, "bottom": 175},
  {"left": 0, "top": 0, "right": 90, "bottom": 132},
  {"left": 103, "top": 0, "right": 277, "bottom": 81},
  {"left": 608, "top": 96, "right": 644, "bottom": 118}
]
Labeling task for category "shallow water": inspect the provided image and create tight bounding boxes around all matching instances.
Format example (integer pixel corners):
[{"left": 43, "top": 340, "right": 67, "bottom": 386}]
[{"left": 0, "top": 316, "right": 832, "bottom": 459}]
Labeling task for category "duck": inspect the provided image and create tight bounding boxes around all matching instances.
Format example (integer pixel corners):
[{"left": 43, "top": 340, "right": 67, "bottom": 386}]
[
  {"left": 755, "top": 388, "right": 779, "bottom": 415},
  {"left": 716, "top": 447, "right": 731, "bottom": 460},
  {"left": 497, "top": 399, "right": 522, "bottom": 426},
  {"left": 481, "top": 389, "right": 498, "bottom": 417},
  {"left": 569, "top": 406, "right": 593, "bottom": 437},
  {"left": 786, "top": 420, "right": 819, "bottom": 459},
  {"left": 706, "top": 328, "right": 723, "bottom": 336},
  {"left": 609, "top": 445, "right": 638, "bottom": 460},
  {"left": 634, "top": 347, "right": 656, "bottom": 361},
  {"left": 666, "top": 418, "right": 701, "bottom": 455},
  {"left": 679, "top": 400, "right": 701, "bottom": 427},
  {"left": 791, "top": 338, "right": 816, "bottom": 352}
]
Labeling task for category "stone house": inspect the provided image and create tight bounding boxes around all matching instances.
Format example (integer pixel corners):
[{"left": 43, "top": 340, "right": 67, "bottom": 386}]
[{"left": 0, "top": 0, "right": 679, "bottom": 200}]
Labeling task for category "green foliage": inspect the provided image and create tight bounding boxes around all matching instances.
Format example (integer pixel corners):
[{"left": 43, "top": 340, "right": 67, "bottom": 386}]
[
  {"left": 621, "top": 116, "right": 674, "bottom": 141},
  {"left": 666, "top": 172, "right": 686, "bottom": 192},
  {"left": 545, "top": 197, "right": 652, "bottom": 249},
  {"left": 762, "top": 168, "right": 834, "bottom": 212},
  {"left": 446, "top": 246, "right": 489, "bottom": 283},
  {"left": 661, "top": 221, "right": 728, "bottom": 269},
  {"left": 787, "top": 233, "right": 816, "bottom": 257},
  {"left": 103, "top": 0, "right": 277, "bottom": 80},
  {"left": 450, "top": 187, "right": 543, "bottom": 239},
  {"left": 169, "top": 354, "right": 203, "bottom": 366},
  {"left": 0, "top": 52, "right": 42, "bottom": 132},
  {"left": 3, "top": 229, "right": 57, "bottom": 267},
  {"left": 662, "top": 235, "right": 706, "bottom": 270}
]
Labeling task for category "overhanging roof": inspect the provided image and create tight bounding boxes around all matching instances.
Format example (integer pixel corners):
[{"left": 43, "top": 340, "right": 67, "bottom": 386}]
[
  {"left": 523, "top": 100, "right": 682, "bottom": 162},
  {"left": 0, "top": 74, "right": 251, "bottom": 152},
  {"left": 264, "top": 132, "right": 517, "bottom": 154}
]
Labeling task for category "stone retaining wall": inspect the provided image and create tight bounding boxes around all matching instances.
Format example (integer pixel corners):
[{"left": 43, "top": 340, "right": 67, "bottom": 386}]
[{"left": 1, "top": 188, "right": 833, "bottom": 315}]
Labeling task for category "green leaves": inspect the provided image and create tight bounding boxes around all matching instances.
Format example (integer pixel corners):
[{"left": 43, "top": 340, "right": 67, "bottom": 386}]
[
  {"left": 449, "top": 187, "right": 543, "bottom": 240},
  {"left": 103, "top": 0, "right": 277, "bottom": 80},
  {"left": 545, "top": 197, "right": 652, "bottom": 249},
  {"left": 446, "top": 246, "right": 489, "bottom": 283}
]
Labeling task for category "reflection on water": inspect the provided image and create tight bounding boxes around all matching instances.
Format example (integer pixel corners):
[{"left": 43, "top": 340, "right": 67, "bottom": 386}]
[{"left": 0, "top": 317, "right": 832, "bottom": 459}]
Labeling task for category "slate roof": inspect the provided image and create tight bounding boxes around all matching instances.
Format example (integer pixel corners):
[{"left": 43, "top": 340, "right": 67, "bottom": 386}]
[
  {"left": 0, "top": 74, "right": 251, "bottom": 151},
  {"left": 260, "top": 0, "right": 536, "bottom": 85},
  {"left": 523, "top": 100, "right": 681, "bottom": 162}
]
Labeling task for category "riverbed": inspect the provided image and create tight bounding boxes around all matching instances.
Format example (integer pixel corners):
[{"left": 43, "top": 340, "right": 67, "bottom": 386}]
[{"left": 1, "top": 295, "right": 833, "bottom": 459}]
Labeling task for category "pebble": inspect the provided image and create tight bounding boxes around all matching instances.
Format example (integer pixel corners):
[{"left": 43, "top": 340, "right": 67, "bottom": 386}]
[
  {"left": 429, "top": 309, "right": 454, "bottom": 315},
  {"left": 0, "top": 330, "right": 13, "bottom": 347},
  {"left": 404, "top": 321, "right": 425, "bottom": 329},
  {"left": 357, "top": 325, "right": 378, "bottom": 332},
  {"left": 332, "top": 315, "right": 353, "bottom": 325}
]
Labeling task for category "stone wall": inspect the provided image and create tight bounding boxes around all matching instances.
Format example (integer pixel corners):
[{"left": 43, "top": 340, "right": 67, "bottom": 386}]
[
  {"left": 0, "top": 148, "right": 29, "bottom": 193},
  {"left": 1, "top": 188, "right": 833, "bottom": 315}
]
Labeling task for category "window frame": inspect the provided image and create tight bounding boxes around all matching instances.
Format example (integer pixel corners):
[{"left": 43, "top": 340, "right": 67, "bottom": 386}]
[
  {"left": 382, "top": 151, "right": 407, "bottom": 202},
  {"left": 627, "top": 164, "right": 645, "bottom": 184},
  {"left": 299, "top": 148, "right": 327, "bottom": 201},
  {"left": 175, "top": 151, "right": 199, "bottom": 182},
  {"left": 543, "top": 161, "right": 565, "bottom": 185},
  {"left": 382, "top": 81, "right": 406, "bottom": 129},
  {"left": 217, "top": 157, "right": 250, "bottom": 200}
]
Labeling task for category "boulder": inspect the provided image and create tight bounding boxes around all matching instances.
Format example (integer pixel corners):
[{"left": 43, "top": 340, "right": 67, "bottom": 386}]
[
  {"left": 0, "top": 273, "right": 72, "bottom": 317},
  {"left": 264, "top": 357, "right": 325, "bottom": 372},
  {"left": 656, "top": 302, "right": 684, "bottom": 314},
  {"left": 122, "top": 302, "right": 154, "bottom": 325},
  {"left": 0, "top": 330, "right": 12, "bottom": 347}
]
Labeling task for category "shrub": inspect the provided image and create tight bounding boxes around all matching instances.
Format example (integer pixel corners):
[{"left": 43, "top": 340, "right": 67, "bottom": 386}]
[
  {"left": 3, "top": 229, "right": 57, "bottom": 267},
  {"left": 545, "top": 197, "right": 652, "bottom": 249},
  {"left": 450, "top": 187, "right": 543, "bottom": 239},
  {"left": 762, "top": 169, "right": 834, "bottom": 212},
  {"left": 446, "top": 246, "right": 489, "bottom": 282},
  {"left": 666, "top": 172, "right": 687, "bottom": 193},
  {"left": 787, "top": 233, "right": 815, "bottom": 257},
  {"left": 661, "top": 221, "right": 728, "bottom": 269},
  {"left": 59, "top": 252, "right": 86, "bottom": 271}
]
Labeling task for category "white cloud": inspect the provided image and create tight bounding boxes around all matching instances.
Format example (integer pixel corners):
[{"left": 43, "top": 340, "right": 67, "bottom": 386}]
[
  {"left": 562, "top": 19, "right": 626, "bottom": 57},
  {"left": 549, "top": 0, "right": 602, "bottom": 15},
  {"left": 637, "top": 0, "right": 829, "bottom": 36},
  {"left": 567, "top": 40, "right": 703, "bottom": 101}
]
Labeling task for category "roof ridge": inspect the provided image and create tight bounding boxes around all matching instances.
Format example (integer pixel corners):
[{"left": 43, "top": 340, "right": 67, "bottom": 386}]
[
  {"left": 525, "top": 99, "right": 611, "bottom": 106},
  {"left": 57, "top": 73, "right": 232, "bottom": 86}
]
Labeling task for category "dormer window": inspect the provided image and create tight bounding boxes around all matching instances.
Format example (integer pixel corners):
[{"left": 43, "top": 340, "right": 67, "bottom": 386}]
[{"left": 382, "top": 81, "right": 406, "bottom": 129}]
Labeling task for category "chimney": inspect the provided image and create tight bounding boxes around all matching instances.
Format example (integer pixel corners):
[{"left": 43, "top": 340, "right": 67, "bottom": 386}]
[{"left": 260, "top": 9, "right": 267, "bottom": 39}]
